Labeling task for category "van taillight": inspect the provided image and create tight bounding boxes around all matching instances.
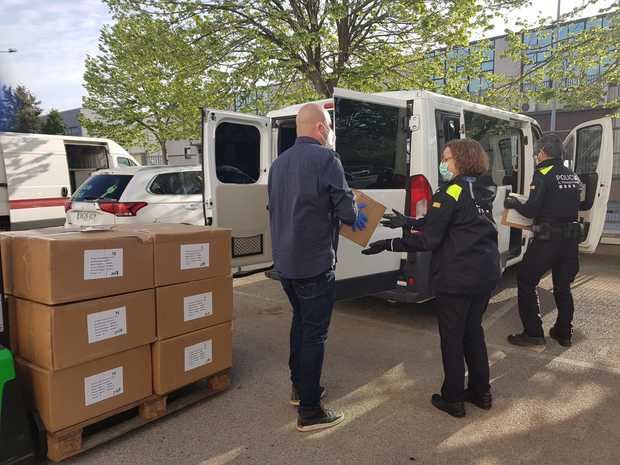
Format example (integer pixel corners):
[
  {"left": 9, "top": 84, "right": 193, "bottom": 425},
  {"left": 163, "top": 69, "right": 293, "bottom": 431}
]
[
  {"left": 407, "top": 175, "right": 432, "bottom": 218},
  {"left": 99, "top": 202, "right": 147, "bottom": 217},
  {"left": 64, "top": 200, "right": 72, "bottom": 212}
]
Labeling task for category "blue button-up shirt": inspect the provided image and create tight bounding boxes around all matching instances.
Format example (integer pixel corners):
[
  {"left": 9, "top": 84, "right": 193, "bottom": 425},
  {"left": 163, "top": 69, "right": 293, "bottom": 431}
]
[{"left": 268, "top": 137, "right": 357, "bottom": 279}]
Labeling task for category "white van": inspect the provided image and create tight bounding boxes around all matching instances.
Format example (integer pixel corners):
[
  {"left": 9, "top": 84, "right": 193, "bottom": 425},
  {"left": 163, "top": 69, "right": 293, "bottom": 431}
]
[
  {"left": 201, "top": 88, "right": 613, "bottom": 301},
  {"left": 0, "top": 132, "right": 140, "bottom": 230}
]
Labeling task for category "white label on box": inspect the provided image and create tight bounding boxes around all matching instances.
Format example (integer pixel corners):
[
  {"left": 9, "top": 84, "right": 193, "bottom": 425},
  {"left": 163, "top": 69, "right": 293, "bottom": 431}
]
[
  {"left": 183, "top": 292, "right": 213, "bottom": 322},
  {"left": 0, "top": 296, "right": 4, "bottom": 333},
  {"left": 180, "top": 243, "right": 209, "bottom": 270},
  {"left": 84, "top": 366, "right": 124, "bottom": 406},
  {"left": 84, "top": 249, "right": 124, "bottom": 280},
  {"left": 87, "top": 307, "right": 127, "bottom": 344},
  {"left": 184, "top": 339, "right": 213, "bottom": 372}
]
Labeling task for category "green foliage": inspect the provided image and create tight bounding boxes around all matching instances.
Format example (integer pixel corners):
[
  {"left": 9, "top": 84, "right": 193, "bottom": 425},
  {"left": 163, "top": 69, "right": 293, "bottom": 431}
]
[
  {"left": 105, "top": 0, "right": 530, "bottom": 111},
  {"left": 41, "top": 109, "right": 67, "bottom": 135},
  {"left": 82, "top": 11, "right": 225, "bottom": 162},
  {"left": 12, "top": 85, "right": 42, "bottom": 133},
  {"left": 101, "top": 0, "right": 618, "bottom": 116}
]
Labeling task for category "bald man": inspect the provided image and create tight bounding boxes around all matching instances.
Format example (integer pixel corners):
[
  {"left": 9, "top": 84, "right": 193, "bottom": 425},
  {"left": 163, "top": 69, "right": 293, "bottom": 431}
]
[{"left": 268, "top": 103, "right": 367, "bottom": 432}]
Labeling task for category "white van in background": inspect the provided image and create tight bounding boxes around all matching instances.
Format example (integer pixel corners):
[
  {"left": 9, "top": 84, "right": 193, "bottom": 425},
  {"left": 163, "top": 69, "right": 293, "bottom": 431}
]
[
  {"left": 0, "top": 132, "right": 140, "bottom": 230},
  {"left": 201, "top": 88, "right": 613, "bottom": 302}
]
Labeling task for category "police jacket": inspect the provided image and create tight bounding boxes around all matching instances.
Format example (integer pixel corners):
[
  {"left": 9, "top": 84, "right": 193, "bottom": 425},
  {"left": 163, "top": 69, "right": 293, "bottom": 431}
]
[
  {"left": 390, "top": 176, "right": 501, "bottom": 295},
  {"left": 513, "top": 158, "right": 580, "bottom": 224}
]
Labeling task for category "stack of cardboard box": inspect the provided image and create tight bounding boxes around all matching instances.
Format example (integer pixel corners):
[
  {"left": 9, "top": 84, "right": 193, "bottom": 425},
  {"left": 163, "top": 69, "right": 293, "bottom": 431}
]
[{"left": 0, "top": 224, "right": 232, "bottom": 434}]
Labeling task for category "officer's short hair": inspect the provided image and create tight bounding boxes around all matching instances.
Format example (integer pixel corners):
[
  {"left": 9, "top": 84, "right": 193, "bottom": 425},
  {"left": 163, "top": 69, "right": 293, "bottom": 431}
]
[
  {"left": 534, "top": 134, "right": 563, "bottom": 159},
  {"left": 444, "top": 139, "right": 489, "bottom": 176}
]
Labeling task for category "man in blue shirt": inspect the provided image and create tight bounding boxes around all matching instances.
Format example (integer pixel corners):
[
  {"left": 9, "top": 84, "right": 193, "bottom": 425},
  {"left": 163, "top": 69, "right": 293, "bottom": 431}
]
[{"left": 268, "top": 103, "right": 367, "bottom": 432}]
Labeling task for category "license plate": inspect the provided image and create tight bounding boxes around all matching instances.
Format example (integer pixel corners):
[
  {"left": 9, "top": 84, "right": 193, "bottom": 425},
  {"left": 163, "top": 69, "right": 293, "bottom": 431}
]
[{"left": 76, "top": 211, "right": 96, "bottom": 222}]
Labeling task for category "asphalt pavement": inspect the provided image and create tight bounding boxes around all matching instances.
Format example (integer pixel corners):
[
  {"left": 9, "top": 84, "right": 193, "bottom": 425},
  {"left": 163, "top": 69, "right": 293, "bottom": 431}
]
[{"left": 68, "top": 246, "right": 620, "bottom": 465}]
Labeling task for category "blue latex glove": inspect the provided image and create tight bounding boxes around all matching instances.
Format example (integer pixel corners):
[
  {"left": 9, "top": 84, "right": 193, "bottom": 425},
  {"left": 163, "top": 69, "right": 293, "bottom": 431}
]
[{"left": 352, "top": 202, "right": 368, "bottom": 231}]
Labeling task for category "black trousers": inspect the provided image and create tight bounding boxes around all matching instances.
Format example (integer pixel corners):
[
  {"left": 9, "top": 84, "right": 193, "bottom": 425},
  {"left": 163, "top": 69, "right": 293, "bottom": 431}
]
[
  {"left": 435, "top": 293, "right": 491, "bottom": 402},
  {"left": 517, "top": 239, "right": 579, "bottom": 338}
]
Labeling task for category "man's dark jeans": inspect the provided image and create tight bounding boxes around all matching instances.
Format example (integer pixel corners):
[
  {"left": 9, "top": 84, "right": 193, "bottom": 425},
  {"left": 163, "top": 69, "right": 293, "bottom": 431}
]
[{"left": 281, "top": 270, "right": 336, "bottom": 410}]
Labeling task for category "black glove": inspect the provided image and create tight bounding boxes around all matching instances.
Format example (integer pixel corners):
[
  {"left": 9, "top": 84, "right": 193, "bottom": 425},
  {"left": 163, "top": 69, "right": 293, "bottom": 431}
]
[
  {"left": 380, "top": 209, "right": 413, "bottom": 229},
  {"left": 504, "top": 196, "right": 522, "bottom": 210},
  {"left": 361, "top": 239, "right": 391, "bottom": 255}
]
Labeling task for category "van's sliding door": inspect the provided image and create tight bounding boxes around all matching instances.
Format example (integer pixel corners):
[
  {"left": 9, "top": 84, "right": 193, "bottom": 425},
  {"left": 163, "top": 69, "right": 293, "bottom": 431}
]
[{"left": 332, "top": 88, "right": 410, "bottom": 298}]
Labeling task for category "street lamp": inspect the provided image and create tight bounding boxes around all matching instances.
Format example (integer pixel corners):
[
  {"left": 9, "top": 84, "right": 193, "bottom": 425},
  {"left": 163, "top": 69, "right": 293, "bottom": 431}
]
[{"left": 0, "top": 48, "right": 17, "bottom": 53}]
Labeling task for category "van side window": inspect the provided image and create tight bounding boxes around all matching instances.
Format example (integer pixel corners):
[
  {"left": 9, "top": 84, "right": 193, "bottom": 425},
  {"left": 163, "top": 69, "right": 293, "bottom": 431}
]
[
  {"left": 464, "top": 111, "right": 523, "bottom": 191},
  {"left": 117, "top": 157, "right": 132, "bottom": 167},
  {"left": 575, "top": 124, "right": 602, "bottom": 174},
  {"left": 335, "top": 98, "right": 408, "bottom": 189},
  {"left": 435, "top": 110, "right": 461, "bottom": 162},
  {"left": 215, "top": 122, "right": 260, "bottom": 184}
]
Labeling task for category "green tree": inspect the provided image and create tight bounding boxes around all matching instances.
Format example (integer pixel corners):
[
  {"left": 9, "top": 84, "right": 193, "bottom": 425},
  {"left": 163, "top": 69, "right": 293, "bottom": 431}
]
[
  {"left": 41, "top": 109, "right": 67, "bottom": 135},
  {"left": 82, "top": 13, "right": 225, "bottom": 163},
  {"left": 106, "top": 0, "right": 530, "bottom": 110},
  {"left": 13, "top": 85, "right": 42, "bottom": 133}
]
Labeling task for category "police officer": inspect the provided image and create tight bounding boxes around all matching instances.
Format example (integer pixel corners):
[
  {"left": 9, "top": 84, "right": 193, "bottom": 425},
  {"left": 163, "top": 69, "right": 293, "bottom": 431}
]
[
  {"left": 363, "top": 139, "right": 500, "bottom": 418},
  {"left": 505, "top": 134, "right": 581, "bottom": 348}
]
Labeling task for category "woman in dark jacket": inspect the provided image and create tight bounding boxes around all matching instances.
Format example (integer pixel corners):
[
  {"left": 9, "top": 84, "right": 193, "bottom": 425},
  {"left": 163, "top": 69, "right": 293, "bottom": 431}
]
[{"left": 362, "top": 139, "right": 501, "bottom": 418}]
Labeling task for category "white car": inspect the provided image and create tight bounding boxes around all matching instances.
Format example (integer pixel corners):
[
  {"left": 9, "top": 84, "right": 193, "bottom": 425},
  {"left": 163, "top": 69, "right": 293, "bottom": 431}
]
[{"left": 65, "top": 165, "right": 204, "bottom": 226}]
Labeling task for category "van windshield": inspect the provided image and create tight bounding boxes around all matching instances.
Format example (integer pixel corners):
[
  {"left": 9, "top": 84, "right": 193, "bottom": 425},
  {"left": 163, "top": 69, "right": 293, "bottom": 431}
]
[
  {"left": 335, "top": 98, "right": 409, "bottom": 189},
  {"left": 72, "top": 174, "right": 132, "bottom": 202}
]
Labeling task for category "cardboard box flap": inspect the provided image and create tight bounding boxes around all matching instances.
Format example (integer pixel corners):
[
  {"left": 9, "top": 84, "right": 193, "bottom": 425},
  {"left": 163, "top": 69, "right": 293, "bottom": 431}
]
[{"left": 340, "top": 190, "right": 386, "bottom": 247}]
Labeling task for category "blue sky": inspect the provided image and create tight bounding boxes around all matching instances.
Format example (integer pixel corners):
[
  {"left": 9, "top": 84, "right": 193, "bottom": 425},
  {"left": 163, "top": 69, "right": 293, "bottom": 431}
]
[{"left": 0, "top": 0, "right": 615, "bottom": 113}]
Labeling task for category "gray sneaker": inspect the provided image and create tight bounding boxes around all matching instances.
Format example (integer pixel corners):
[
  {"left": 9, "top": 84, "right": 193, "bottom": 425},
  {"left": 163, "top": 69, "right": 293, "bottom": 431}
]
[{"left": 297, "top": 406, "right": 345, "bottom": 432}]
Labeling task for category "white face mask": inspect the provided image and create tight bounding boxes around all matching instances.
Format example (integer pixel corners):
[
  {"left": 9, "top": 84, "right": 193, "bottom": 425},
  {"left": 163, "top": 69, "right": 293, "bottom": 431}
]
[
  {"left": 325, "top": 128, "right": 335, "bottom": 150},
  {"left": 320, "top": 122, "right": 335, "bottom": 149}
]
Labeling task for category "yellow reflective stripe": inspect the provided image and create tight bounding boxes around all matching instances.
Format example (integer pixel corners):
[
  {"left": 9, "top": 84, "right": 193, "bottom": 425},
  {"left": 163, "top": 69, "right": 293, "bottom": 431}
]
[
  {"left": 446, "top": 184, "right": 462, "bottom": 201},
  {"left": 539, "top": 166, "right": 553, "bottom": 175}
]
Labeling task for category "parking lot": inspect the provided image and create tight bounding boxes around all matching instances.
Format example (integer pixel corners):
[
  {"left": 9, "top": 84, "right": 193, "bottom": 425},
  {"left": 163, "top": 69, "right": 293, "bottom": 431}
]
[{"left": 68, "top": 246, "right": 620, "bottom": 465}]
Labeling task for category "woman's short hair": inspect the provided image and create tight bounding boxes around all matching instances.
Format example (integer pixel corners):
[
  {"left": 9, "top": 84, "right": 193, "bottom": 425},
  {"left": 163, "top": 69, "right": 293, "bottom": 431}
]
[{"left": 444, "top": 139, "right": 489, "bottom": 176}]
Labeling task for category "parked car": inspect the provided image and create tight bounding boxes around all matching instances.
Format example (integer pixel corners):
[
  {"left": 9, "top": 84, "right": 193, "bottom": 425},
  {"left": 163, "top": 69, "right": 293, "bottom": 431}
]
[
  {"left": 0, "top": 132, "right": 140, "bottom": 230},
  {"left": 65, "top": 165, "right": 204, "bottom": 226}
]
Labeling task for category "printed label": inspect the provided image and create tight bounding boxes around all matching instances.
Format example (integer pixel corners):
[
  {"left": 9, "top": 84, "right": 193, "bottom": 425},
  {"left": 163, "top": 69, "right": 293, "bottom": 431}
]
[
  {"left": 180, "top": 243, "right": 209, "bottom": 270},
  {"left": 183, "top": 292, "right": 213, "bottom": 322},
  {"left": 184, "top": 340, "right": 213, "bottom": 372},
  {"left": 84, "top": 249, "right": 123, "bottom": 280},
  {"left": 87, "top": 307, "right": 127, "bottom": 344},
  {"left": 84, "top": 366, "right": 124, "bottom": 406}
]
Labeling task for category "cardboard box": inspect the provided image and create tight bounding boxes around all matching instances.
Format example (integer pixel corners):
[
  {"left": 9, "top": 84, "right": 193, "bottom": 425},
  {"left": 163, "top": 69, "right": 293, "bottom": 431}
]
[
  {"left": 340, "top": 190, "right": 386, "bottom": 247},
  {"left": 0, "top": 233, "right": 13, "bottom": 295},
  {"left": 115, "top": 224, "right": 231, "bottom": 287},
  {"left": 13, "top": 290, "right": 156, "bottom": 370},
  {"left": 17, "top": 345, "right": 152, "bottom": 433},
  {"left": 155, "top": 277, "right": 233, "bottom": 340},
  {"left": 501, "top": 194, "right": 533, "bottom": 230},
  {"left": 152, "top": 322, "right": 232, "bottom": 395},
  {"left": 7, "top": 228, "right": 154, "bottom": 305}
]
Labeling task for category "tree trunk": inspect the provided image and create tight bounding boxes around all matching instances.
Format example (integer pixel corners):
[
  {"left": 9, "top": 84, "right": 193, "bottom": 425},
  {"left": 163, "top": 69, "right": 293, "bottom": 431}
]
[{"left": 159, "top": 140, "right": 168, "bottom": 165}]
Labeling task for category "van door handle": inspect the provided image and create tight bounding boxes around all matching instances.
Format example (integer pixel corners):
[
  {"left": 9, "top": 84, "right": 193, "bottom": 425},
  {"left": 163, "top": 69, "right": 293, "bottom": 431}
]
[{"left": 185, "top": 204, "right": 199, "bottom": 210}]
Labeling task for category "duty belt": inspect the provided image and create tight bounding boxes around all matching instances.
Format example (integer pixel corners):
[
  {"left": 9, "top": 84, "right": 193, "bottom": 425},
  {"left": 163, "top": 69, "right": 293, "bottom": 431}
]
[{"left": 532, "top": 222, "right": 584, "bottom": 242}]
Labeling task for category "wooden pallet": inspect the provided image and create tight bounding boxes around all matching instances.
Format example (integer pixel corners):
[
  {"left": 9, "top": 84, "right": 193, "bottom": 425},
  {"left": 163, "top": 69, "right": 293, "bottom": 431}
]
[{"left": 46, "top": 369, "right": 231, "bottom": 463}]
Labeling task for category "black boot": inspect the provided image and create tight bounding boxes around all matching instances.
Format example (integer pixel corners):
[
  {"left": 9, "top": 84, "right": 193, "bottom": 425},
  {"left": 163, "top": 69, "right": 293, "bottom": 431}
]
[
  {"left": 549, "top": 327, "right": 572, "bottom": 347},
  {"left": 297, "top": 405, "right": 345, "bottom": 432},
  {"left": 431, "top": 394, "right": 466, "bottom": 418},
  {"left": 463, "top": 389, "right": 492, "bottom": 410},
  {"left": 507, "top": 331, "right": 546, "bottom": 347}
]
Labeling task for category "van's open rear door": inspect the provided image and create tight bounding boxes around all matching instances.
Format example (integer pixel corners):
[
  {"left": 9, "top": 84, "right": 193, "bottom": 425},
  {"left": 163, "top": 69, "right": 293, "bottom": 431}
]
[
  {"left": 202, "top": 109, "right": 272, "bottom": 269},
  {"left": 332, "top": 88, "right": 410, "bottom": 298},
  {"left": 563, "top": 117, "right": 614, "bottom": 253}
]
